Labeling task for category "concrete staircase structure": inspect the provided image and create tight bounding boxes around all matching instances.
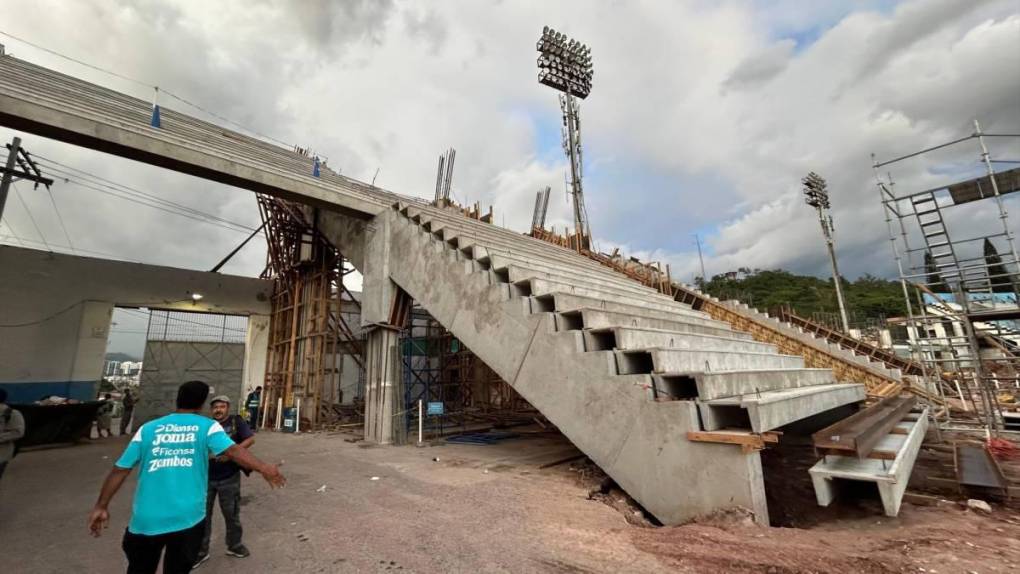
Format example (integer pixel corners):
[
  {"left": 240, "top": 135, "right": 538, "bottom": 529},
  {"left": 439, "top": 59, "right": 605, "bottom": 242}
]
[
  {"left": 0, "top": 52, "right": 869, "bottom": 527},
  {"left": 322, "top": 202, "right": 867, "bottom": 526}
]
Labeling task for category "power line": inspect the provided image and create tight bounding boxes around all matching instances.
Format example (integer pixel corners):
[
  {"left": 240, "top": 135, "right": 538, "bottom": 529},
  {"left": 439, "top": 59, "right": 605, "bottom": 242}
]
[
  {"left": 12, "top": 182, "right": 50, "bottom": 250},
  {"left": 0, "top": 232, "right": 142, "bottom": 262},
  {"left": 0, "top": 299, "right": 84, "bottom": 328},
  {"left": 4, "top": 153, "right": 264, "bottom": 237},
  {"left": 45, "top": 186, "right": 76, "bottom": 253},
  {"left": 0, "top": 29, "right": 294, "bottom": 149},
  {"left": 35, "top": 154, "right": 260, "bottom": 231},
  {"left": 32, "top": 156, "right": 260, "bottom": 233},
  {"left": 0, "top": 216, "right": 26, "bottom": 247}
]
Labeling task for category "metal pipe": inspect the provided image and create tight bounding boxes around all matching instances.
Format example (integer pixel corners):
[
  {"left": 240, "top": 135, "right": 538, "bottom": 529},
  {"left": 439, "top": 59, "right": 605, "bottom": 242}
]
[{"left": 873, "top": 135, "right": 974, "bottom": 168}]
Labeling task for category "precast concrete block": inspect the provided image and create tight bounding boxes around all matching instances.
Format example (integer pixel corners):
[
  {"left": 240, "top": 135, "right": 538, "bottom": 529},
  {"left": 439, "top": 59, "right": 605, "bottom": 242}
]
[
  {"left": 694, "top": 368, "right": 835, "bottom": 401},
  {"left": 646, "top": 349, "right": 805, "bottom": 373}
]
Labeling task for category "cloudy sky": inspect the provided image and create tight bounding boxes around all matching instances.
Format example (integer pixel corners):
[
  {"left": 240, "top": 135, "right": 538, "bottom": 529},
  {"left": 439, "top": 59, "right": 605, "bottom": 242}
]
[{"left": 1, "top": 0, "right": 1018, "bottom": 355}]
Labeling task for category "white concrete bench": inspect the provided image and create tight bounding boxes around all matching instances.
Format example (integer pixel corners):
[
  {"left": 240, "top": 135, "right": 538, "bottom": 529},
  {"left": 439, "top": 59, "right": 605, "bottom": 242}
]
[{"left": 809, "top": 407, "right": 929, "bottom": 517}]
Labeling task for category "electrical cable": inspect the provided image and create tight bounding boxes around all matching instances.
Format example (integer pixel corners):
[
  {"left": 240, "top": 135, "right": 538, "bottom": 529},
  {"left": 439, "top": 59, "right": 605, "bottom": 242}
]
[
  {"left": 33, "top": 160, "right": 257, "bottom": 233},
  {"left": 0, "top": 216, "right": 27, "bottom": 247},
  {"left": 0, "top": 299, "right": 85, "bottom": 328},
  {"left": 0, "top": 233, "right": 142, "bottom": 262},
  {"left": 0, "top": 29, "right": 293, "bottom": 149},
  {"left": 12, "top": 181, "right": 51, "bottom": 250},
  {"left": 45, "top": 186, "right": 76, "bottom": 253},
  {"left": 33, "top": 154, "right": 260, "bottom": 233}
]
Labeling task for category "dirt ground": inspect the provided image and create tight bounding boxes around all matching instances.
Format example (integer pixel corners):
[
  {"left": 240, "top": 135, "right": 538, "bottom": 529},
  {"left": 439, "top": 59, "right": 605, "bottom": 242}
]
[{"left": 2, "top": 429, "right": 1019, "bottom": 573}]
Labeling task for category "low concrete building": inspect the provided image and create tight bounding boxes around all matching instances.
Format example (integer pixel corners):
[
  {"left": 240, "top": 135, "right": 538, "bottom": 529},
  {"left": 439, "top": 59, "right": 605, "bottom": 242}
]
[{"left": 0, "top": 246, "right": 271, "bottom": 403}]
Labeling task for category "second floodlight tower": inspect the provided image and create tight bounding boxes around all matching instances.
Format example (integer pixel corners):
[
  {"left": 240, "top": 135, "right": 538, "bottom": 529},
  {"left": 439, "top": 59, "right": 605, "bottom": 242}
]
[
  {"left": 803, "top": 172, "right": 851, "bottom": 334},
  {"left": 537, "top": 26, "right": 594, "bottom": 249}
]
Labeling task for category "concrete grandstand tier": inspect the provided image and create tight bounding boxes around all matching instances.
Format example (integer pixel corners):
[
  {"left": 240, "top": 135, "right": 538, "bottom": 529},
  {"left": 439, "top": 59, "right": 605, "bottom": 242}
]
[{"left": 317, "top": 201, "right": 867, "bottom": 526}]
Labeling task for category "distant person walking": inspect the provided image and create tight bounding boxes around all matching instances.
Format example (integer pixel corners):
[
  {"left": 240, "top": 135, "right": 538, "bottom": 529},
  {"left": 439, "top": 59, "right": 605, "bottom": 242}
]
[
  {"left": 245, "top": 386, "right": 262, "bottom": 431},
  {"left": 88, "top": 380, "right": 285, "bottom": 574},
  {"left": 194, "top": 395, "right": 255, "bottom": 567},
  {"left": 120, "top": 389, "right": 137, "bottom": 436},
  {"left": 0, "top": 389, "right": 26, "bottom": 484},
  {"left": 96, "top": 393, "right": 114, "bottom": 438}
]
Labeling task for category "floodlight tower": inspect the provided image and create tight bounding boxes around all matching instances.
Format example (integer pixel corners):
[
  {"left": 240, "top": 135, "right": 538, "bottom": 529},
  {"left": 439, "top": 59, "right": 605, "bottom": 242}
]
[
  {"left": 803, "top": 172, "right": 851, "bottom": 333},
  {"left": 537, "top": 26, "right": 594, "bottom": 249}
]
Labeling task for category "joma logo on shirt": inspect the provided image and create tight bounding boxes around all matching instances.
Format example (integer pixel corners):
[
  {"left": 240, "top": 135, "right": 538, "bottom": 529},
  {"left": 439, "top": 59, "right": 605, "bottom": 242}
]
[{"left": 153, "top": 432, "right": 197, "bottom": 445}]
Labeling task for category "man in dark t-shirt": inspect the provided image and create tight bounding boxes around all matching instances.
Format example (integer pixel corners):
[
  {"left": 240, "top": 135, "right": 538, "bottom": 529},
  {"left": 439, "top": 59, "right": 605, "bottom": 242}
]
[{"left": 194, "top": 395, "right": 255, "bottom": 567}]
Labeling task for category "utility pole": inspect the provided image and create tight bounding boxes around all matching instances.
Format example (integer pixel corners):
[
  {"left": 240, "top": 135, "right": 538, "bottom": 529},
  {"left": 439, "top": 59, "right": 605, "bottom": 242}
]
[
  {"left": 693, "top": 234, "right": 707, "bottom": 288},
  {"left": 802, "top": 172, "right": 850, "bottom": 333},
  {"left": 1, "top": 136, "right": 54, "bottom": 221}
]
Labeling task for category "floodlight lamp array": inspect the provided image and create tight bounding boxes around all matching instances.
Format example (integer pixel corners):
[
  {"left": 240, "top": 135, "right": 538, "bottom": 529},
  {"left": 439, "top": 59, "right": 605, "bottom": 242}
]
[
  {"left": 537, "top": 26, "right": 593, "bottom": 99},
  {"left": 802, "top": 172, "right": 830, "bottom": 209}
]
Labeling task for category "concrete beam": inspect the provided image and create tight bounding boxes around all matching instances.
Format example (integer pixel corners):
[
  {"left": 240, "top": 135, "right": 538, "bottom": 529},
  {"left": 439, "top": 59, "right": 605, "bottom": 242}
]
[{"left": 0, "top": 55, "right": 390, "bottom": 219}]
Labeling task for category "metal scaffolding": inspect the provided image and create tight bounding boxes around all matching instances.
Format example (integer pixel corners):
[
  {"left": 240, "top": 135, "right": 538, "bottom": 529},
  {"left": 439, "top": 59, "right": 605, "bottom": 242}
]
[
  {"left": 400, "top": 303, "right": 535, "bottom": 442},
  {"left": 872, "top": 121, "right": 1020, "bottom": 435}
]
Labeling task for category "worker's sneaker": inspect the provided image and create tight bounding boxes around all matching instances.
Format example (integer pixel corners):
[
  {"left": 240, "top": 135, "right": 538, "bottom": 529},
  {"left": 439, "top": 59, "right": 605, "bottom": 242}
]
[
  {"left": 191, "top": 553, "right": 210, "bottom": 569},
  {"left": 226, "top": 545, "right": 251, "bottom": 558}
]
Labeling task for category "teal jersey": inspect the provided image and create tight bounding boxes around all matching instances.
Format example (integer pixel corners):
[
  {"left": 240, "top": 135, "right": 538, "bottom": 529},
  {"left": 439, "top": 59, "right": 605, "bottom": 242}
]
[{"left": 115, "top": 413, "right": 235, "bottom": 535}]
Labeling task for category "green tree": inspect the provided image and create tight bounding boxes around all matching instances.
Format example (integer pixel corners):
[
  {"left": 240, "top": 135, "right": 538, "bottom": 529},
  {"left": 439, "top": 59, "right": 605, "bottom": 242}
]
[{"left": 984, "top": 238, "right": 1015, "bottom": 294}]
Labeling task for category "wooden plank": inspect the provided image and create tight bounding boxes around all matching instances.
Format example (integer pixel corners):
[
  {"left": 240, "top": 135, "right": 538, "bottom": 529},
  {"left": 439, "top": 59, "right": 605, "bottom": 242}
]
[{"left": 687, "top": 431, "right": 766, "bottom": 450}]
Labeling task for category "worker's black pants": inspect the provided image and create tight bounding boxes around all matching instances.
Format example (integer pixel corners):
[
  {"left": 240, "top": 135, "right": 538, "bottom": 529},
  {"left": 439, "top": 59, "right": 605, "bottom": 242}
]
[
  {"left": 200, "top": 473, "right": 243, "bottom": 555},
  {"left": 120, "top": 408, "right": 134, "bottom": 436},
  {"left": 122, "top": 521, "right": 204, "bottom": 574},
  {"left": 247, "top": 408, "right": 259, "bottom": 432}
]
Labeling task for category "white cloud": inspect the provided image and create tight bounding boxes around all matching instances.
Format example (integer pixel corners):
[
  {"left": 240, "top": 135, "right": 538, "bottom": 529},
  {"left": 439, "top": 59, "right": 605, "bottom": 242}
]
[{"left": 0, "top": 0, "right": 1017, "bottom": 294}]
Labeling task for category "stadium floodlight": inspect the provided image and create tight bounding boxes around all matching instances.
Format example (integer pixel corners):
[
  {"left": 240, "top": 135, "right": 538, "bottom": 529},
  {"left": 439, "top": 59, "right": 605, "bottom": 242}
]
[
  {"left": 537, "top": 26, "right": 594, "bottom": 249},
  {"left": 536, "top": 26, "right": 593, "bottom": 99},
  {"left": 802, "top": 171, "right": 830, "bottom": 209},
  {"left": 802, "top": 171, "right": 849, "bottom": 333}
]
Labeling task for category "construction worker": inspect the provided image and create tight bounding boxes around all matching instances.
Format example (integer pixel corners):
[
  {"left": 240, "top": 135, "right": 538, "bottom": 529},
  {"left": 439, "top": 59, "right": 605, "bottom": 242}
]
[
  {"left": 245, "top": 386, "right": 262, "bottom": 431},
  {"left": 0, "top": 388, "right": 26, "bottom": 485},
  {"left": 87, "top": 380, "right": 285, "bottom": 574},
  {"left": 194, "top": 395, "right": 254, "bottom": 567},
  {"left": 120, "top": 388, "right": 137, "bottom": 436}
]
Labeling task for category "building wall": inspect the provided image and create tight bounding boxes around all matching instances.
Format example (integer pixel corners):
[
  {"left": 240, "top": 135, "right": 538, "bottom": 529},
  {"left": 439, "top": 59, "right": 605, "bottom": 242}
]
[
  {"left": 0, "top": 246, "right": 271, "bottom": 404},
  {"left": 136, "top": 341, "right": 245, "bottom": 424}
]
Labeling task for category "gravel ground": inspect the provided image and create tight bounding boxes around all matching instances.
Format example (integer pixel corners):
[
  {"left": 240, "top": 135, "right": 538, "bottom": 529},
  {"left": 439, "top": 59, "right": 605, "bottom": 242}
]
[{"left": 2, "top": 430, "right": 1018, "bottom": 573}]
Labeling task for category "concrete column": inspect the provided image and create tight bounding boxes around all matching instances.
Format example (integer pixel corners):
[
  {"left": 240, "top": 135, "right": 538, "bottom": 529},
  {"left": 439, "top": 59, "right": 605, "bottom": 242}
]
[
  {"left": 363, "top": 325, "right": 401, "bottom": 444},
  {"left": 242, "top": 314, "right": 270, "bottom": 401}
]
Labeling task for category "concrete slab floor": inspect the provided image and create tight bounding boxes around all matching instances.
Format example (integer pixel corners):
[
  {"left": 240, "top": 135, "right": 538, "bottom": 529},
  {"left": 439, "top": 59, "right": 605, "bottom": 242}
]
[{"left": 0, "top": 431, "right": 668, "bottom": 573}]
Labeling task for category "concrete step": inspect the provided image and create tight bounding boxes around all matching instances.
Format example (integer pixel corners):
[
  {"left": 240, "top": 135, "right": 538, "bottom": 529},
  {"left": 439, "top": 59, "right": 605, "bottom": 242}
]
[
  {"left": 700, "top": 383, "right": 867, "bottom": 433},
  {"left": 490, "top": 254, "right": 667, "bottom": 300},
  {"left": 407, "top": 217, "right": 669, "bottom": 303},
  {"left": 526, "top": 278, "right": 697, "bottom": 316},
  {"left": 655, "top": 368, "right": 837, "bottom": 401},
  {"left": 548, "top": 293, "right": 715, "bottom": 324},
  {"left": 507, "top": 265, "right": 686, "bottom": 310},
  {"left": 562, "top": 307, "right": 748, "bottom": 340},
  {"left": 617, "top": 348, "right": 804, "bottom": 375},
  {"left": 404, "top": 207, "right": 622, "bottom": 279},
  {"left": 586, "top": 327, "right": 775, "bottom": 354}
]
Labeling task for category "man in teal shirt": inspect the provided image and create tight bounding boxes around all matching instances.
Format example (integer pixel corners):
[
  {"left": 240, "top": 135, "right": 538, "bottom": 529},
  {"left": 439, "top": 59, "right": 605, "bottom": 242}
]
[{"left": 88, "top": 381, "right": 285, "bottom": 573}]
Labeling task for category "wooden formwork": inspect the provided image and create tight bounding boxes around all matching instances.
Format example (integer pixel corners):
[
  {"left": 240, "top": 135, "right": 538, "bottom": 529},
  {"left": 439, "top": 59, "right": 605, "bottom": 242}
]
[{"left": 257, "top": 194, "right": 364, "bottom": 430}]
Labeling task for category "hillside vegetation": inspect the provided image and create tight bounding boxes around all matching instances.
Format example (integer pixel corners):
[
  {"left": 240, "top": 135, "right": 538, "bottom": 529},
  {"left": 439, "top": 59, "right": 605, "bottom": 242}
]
[{"left": 703, "top": 270, "right": 907, "bottom": 319}]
